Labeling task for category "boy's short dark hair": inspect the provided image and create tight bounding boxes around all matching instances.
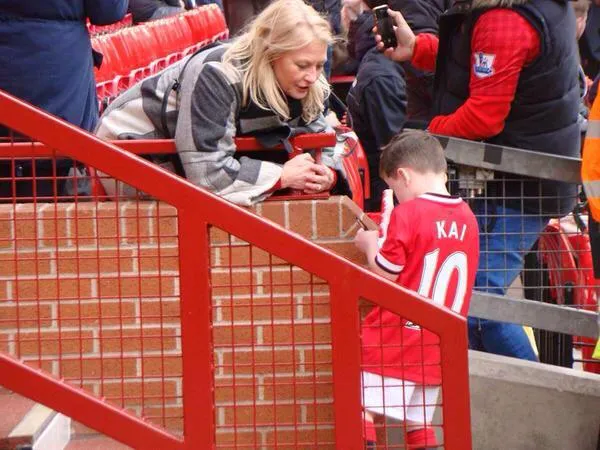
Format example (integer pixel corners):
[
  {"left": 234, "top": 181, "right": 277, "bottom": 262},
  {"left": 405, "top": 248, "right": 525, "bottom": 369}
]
[
  {"left": 572, "top": 0, "right": 591, "bottom": 18},
  {"left": 379, "top": 130, "right": 447, "bottom": 178}
]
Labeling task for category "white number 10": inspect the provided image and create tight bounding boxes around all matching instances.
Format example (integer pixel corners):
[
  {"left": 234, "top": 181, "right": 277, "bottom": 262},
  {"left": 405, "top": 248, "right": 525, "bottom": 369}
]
[{"left": 417, "top": 249, "right": 468, "bottom": 314}]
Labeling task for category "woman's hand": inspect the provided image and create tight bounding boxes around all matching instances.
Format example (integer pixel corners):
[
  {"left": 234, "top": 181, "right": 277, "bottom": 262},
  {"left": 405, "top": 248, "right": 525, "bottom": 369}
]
[
  {"left": 302, "top": 164, "right": 335, "bottom": 194},
  {"left": 280, "top": 154, "right": 335, "bottom": 193},
  {"left": 374, "top": 9, "right": 416, "bottom": 63}
]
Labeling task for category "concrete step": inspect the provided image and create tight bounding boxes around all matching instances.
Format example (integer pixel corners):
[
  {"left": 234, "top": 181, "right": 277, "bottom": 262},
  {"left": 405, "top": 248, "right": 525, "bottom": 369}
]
[
  {"left": 65, "top": 435, "right": 131, "bottom": 449},
  {"left": 0, "top": 391, "right": 70, "bottom": 450},
  {"left": 66, "top": 422, "right": 131, "bottom": 450}
]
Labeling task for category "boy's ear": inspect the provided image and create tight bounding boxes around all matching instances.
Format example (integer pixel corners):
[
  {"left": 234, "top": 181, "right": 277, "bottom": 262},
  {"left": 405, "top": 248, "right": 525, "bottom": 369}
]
[{"left": 396, "top": 167, "right": 410, "bottom": 186}]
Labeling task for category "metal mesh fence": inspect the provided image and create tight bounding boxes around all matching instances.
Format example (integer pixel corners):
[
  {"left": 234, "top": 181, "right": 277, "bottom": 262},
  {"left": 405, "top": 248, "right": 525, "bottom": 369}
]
[
  {"left": 209, "top": 228, "right": 336, "bottom": 448},
  {"left": 0, "top": 135, "right": 184, "bottom": 434},
  {"left": 447, "top": 164, "right": 599, "bottom": 372},
  {"left": 359, "top": 299, "right": 444, "bottom": 449}
]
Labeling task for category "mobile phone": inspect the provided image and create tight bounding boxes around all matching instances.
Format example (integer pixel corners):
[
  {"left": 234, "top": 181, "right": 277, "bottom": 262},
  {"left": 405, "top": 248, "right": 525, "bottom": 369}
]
[{"left": 373, "top": 5, "right": 397, "bottom": 49}]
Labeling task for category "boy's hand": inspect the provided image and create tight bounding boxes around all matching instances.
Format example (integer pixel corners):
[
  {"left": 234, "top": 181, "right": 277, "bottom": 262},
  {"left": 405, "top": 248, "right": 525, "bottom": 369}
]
[
  {"left": 354, "top": 229, "right": 379, "bottom": 254},
  {"left": 374, "top": 9, "right": 416, "bottom": 62}
]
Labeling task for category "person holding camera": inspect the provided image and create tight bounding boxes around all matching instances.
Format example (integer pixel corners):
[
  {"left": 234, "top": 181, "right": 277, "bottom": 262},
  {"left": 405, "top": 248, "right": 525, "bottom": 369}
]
[
  {"left": 376, "top": 0, "right": 581, "bottom": 361},
  {"left": 344, "top": 0, "right": 448, "bottom": 211}
]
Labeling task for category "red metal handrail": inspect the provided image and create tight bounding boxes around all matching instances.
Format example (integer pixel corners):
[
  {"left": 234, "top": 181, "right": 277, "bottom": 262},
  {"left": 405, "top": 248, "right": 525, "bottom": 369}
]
[
  {"left": 0, "top": 90, "right": 471, "bottom": 449},
  {"left": 0, "top": 134, "right": 337, "bottom": 157}
]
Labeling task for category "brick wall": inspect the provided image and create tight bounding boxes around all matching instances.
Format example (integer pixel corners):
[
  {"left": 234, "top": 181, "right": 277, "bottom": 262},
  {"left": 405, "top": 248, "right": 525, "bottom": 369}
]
[{"left": 0, "top": 196, "right": 364, "bottom": 447}]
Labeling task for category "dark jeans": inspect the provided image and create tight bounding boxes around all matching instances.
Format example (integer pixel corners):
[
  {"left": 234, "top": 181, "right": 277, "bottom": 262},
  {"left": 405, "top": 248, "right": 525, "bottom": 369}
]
[
  {"left": 468, "top": 202, "right": 549, "bottom": 361},
  {"left": 0, "top": 160, "right": 84, "bottom": 201}
]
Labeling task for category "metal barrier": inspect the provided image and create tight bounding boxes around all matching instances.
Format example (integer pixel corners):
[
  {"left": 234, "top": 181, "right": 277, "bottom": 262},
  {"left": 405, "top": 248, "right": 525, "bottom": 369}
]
[
  {"left": 438, "top": 135, "right": 599, "bottom": 372},
  {"left": 0, "top": 91, "right": 472, "bottom": 448}
]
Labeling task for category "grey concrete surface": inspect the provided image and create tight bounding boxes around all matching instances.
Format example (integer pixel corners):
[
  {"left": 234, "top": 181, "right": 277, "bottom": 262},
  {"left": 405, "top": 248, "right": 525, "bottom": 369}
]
[
  {"left": 469, "top": 351, "right": 600, "bottom": 450},
  {"left": 469, "top": 292, "right": 599, "bottom": 339}
]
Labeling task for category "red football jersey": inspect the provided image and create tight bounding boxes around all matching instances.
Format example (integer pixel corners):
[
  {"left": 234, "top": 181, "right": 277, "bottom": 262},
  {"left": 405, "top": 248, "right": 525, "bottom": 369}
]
[{"left": 361, "top": 193, "right": 480, "bottom": 384}]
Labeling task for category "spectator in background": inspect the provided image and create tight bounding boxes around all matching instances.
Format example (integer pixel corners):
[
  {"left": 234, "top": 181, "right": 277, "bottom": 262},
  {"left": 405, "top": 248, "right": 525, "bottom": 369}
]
[
  {"left": 128, "top": 0, "right": 185, "bottom": 23},
  {"left": 580, "top": 2, "right": 600, "bottom": 78},
  {"left": 345, "top": 1, "right": 407, "bottom": 211},
  {"left": 573, "top": 0, "right": 592, "bottom": 133},
  {"left": 0, "top": 0, "right": 128, "bottom": 199},
  {"left": 308, "top": 0, "right": 342, "bottom": 35},
  {"left": 183, "top": 0, "right": 224, "bottom": 10},
  {"left": 378, "top": 0, "right": 581, "bottom": 361},
  {"left": 306, "top": 1, "right": 342, "bottom": 80},
  {"left": 345, "top": 0, "right": 448, "bottom": 211}
]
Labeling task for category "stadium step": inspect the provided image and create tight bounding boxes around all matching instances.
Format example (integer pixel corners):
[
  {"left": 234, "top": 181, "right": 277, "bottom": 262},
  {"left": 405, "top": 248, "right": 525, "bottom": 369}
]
[
  {"left": 65, "top": 422, "right": 131, "bottom": 450},
  {"left": 65, "top": 435, "right": 130, "bottom": 450},
  {"left": 0, "top": 390, "right": 71, "bottom": 450}
]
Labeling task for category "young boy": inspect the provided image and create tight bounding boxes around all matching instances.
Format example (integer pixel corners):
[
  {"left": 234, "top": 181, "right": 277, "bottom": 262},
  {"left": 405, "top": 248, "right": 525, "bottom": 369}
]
[{"left": 355, "top": 130, "right": 480, "bottom": 449}]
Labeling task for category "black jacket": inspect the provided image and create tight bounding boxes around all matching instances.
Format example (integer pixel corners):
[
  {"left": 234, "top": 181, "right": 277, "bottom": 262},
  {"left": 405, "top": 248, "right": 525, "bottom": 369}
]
[
  {"left": 433, "top": 0, "right": 581, "bottom": 215},
  {"left": 128, "top": 0, "right": 182, "bottom": 23},
  {"left": 308, "top": 0, "right": 341, "bottom": 34},
  {"left": 387, "top": 0, "right": 450, "bottom": 35},
  {"left": 347, "top": 13, "right": 407, "bottom": 210}
]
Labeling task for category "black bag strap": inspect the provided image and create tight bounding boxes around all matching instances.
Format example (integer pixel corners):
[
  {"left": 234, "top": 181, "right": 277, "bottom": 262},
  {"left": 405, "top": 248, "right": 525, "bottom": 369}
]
[{"left": 160, "top": 41, "right": 222, "bottom": 139}]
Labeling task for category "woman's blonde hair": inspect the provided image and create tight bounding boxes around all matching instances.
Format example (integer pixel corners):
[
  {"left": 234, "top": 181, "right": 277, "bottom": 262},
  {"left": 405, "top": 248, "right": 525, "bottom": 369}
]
[{"left": 223, "top": 0, "right": 333, "bottom": 123}]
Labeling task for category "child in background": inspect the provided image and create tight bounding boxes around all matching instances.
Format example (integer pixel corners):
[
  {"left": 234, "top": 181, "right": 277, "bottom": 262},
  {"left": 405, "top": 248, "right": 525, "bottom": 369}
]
[{"left": 355, "top": 130, "right": 479, "bottom": 449}]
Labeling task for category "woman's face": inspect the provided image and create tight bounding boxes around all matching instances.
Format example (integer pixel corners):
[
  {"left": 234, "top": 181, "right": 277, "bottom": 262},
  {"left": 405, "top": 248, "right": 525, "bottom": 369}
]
[{"left": 272, "top": 40, "right": 328, "bottom": 99}]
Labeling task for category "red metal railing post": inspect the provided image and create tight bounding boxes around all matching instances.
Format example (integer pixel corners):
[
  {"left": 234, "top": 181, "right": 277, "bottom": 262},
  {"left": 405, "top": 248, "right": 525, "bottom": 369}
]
[
  {"left": 0, "top": 353, "right": 183, "bottom": 449},
  {"left": 440, "top": 324, "right": 472, "bottom": 450},
  {"left": 178, "top": 212, "right": 216, "bottom": 449},
  {"left": 329, "top": 282, "right": 364, "bottom": 449}
]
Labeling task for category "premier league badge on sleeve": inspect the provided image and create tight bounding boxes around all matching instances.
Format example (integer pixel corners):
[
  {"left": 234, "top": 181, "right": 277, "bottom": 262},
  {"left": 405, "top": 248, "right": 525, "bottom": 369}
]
[{"left": 473, "top": 52, "right": 495, "bottom": 78}]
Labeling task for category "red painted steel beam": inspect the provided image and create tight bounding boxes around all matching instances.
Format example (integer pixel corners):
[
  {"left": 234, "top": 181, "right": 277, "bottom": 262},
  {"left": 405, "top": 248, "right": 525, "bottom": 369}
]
[
  {"left": 0, "top": 353, "right": 183, "bottom": 449},
  {"left": 0, "top": 134, "right": 337, "bottom": 157},
  {"left": 176, "top": 215, "right": 215, "bottom": 449},
  {"left": 440, "top": 329, "right": 473, "bottom": 449},
  {"left": 329, "top": 285, "right": 363, "bottom": 449}
]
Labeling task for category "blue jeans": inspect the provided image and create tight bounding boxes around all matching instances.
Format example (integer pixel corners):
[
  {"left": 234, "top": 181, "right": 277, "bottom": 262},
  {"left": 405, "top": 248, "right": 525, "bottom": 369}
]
[{"left": 469, "top": 203, "right": 549, "bottom": 361}]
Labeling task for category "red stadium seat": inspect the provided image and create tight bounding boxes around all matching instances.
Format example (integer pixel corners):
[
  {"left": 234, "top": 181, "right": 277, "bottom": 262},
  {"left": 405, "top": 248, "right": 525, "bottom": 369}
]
[
  {"left": 92, "top": 5, "right": 229, "bottom": 106},
  {"left": 184, "top": 9, "right": 210, "bottom": 45},
  {"left": 93, "top": 37, "right": 119, "bottom": 83}
]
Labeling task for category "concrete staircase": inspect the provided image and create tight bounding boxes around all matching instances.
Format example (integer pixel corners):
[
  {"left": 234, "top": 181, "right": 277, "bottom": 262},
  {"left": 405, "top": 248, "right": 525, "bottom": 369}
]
[
  {"left": 64, "top": 422, "right": 130, "bottom": 450},
  {"left": 0, "top": 389, "right": 70, "bottom": 450},
  {"left": 0, "top": 390, "right": 129, "bottom": 450}
]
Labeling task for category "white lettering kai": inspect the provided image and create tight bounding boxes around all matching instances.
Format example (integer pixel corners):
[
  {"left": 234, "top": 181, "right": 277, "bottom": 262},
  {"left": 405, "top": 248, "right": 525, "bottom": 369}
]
[{"left": 435, "top": 220, "right": 467, "bottom": 241}]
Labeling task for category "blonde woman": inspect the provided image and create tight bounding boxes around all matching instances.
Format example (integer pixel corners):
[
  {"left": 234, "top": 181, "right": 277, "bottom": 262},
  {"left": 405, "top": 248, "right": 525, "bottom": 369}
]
[{"left": 96, "top": 0, "right": 341, "bottom": 205}]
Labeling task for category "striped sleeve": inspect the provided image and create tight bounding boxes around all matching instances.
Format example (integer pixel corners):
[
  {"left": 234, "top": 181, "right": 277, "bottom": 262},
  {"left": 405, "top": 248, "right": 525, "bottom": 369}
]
[
  {"left": 375, "top": 207, "right": 406, "bottom": 275},
  {"left": 175, "top": 59, "right": 283, "bottom": 206},
  {"left": 375, "top": 252, "right": 404, "bottom": 274}
]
